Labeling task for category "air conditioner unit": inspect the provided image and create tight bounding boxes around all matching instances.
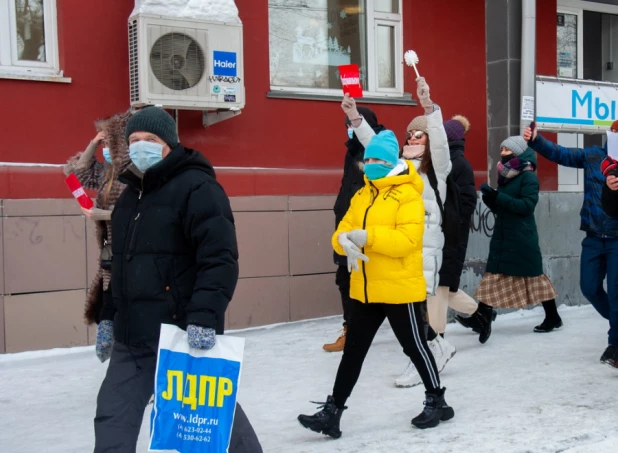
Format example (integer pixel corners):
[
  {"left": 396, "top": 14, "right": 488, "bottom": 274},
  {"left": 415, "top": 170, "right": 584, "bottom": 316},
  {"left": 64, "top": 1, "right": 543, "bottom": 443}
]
[{"left": 128, "top": 13, "right": 244, "bottom": 111}]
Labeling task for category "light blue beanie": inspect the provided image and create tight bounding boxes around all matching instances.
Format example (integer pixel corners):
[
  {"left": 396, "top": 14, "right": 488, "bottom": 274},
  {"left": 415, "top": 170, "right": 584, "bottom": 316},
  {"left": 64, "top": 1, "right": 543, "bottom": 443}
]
[{"left": 364, "top": 130, "right": 399, "bottom": 166}]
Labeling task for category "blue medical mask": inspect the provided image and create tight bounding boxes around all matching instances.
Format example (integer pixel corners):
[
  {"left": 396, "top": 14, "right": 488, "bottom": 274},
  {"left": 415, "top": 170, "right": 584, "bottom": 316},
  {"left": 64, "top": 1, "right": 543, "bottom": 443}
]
[
  {"left": 102, "top": 147, "right": 112, "bottom": 164},
  {"left": 364, "top": 163, "right": 392, "bottom": 181},
  {"left": 347, "top": 128, "right": 354, "bottom": 140},
  {"left": 129, "top": 141, "right": 164, "bottom": 173}
]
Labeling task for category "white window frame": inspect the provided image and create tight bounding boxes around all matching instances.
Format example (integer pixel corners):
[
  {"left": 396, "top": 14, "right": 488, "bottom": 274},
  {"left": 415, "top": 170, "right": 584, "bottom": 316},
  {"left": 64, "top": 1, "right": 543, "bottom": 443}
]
[
  {"left": 269, "top": 0, "right": 404, "bottom": 98},
  {"left": 556, "top": 6, "right": 585, "bottom": 192},
  {"left": 0, "top": 0, "right": 67, "bottom": 81}
]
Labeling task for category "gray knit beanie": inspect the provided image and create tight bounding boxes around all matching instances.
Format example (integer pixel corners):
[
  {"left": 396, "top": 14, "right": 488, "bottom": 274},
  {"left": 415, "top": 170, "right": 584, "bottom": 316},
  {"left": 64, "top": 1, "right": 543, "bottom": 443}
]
[
  {"left": 500, "top": 136, "right": 527, "bottom": 156},
  {"left": 125, "top": 107, "right": 179, "bottom": 147},
  {"left": 407, "top": 115, "right": 428, "bottom": 134}
]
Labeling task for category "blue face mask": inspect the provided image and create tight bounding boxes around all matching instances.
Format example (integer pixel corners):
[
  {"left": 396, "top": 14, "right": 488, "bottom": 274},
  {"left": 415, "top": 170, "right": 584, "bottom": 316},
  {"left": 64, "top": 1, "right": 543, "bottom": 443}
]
[
  {"left": 347, "top": 128, "right": 354, "bottom": 140},
  {"left": 102, "top": 147, "right": 112, "bottom": 164},
  {"left": 129, "top": 141, "right": 164, "bottom": 173},
  {"left": 364, "top": 163, "right": 392, "bottom": 180}
]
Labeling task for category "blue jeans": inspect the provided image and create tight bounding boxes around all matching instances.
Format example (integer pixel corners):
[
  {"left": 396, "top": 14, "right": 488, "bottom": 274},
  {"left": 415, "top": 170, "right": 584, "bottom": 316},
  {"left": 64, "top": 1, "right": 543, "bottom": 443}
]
[{"left": 580, "top": 235, "right": 618, "bottom": 347}]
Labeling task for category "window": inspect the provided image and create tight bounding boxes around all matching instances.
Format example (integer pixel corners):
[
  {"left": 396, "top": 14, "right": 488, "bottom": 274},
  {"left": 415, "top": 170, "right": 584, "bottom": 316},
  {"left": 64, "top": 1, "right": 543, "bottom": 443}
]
[
  {"left": 268, "top": 0, "right": 403, "bottom": 97},
  {"left": 0, "top": 0, "right": 63, "bottom": 79}
]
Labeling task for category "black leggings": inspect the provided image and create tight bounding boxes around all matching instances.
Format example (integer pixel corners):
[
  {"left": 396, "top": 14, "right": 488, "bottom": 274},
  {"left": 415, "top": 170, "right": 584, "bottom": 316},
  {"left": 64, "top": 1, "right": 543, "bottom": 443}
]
[
  {"left": 335, "top": 265, "right": 355, "bottom": 326},
  {"left": 332, "top": 300, "right": 440, "bottom": 407}
]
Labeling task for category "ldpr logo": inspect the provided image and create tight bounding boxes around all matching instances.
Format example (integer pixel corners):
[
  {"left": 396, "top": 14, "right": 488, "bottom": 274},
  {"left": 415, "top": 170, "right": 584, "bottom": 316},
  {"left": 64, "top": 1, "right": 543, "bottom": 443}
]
[{"left": 213, "top": 51, "right": 237, "bottom": 77}]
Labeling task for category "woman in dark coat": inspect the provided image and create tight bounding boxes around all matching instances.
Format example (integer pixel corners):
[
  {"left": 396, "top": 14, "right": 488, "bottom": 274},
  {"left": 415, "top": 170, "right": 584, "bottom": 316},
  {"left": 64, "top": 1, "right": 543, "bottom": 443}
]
[
  {"left": 457, "top": 136, "right": 561, "bottom": 343},
  {"left": 439, "top": 116, "right": 479, "bottom": 315},
  {"left": 324, "top": 107, "right": 385, "bottom": 352}
]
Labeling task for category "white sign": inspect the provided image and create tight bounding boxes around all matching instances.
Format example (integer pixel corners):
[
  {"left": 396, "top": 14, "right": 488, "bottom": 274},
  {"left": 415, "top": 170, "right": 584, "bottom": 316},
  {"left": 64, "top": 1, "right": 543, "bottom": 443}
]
[
  {"left": 536, "top": 76, "right": 618, "bottom": 133},
  {"left": 521, "top": 96, "right": 535, "bottom": 121},
  {"left": 608, "top": 131, "right": 618, "bottom": 160}
]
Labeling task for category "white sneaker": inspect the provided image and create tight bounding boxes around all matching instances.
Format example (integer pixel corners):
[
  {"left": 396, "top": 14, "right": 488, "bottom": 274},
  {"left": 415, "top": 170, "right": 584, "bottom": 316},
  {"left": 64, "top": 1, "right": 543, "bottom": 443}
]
[
  {"left": 429, "top": 336, "right": 456, "bottom": 373},
  {"left": 394, "top": 361, "right": 422, "bottom": 388}
]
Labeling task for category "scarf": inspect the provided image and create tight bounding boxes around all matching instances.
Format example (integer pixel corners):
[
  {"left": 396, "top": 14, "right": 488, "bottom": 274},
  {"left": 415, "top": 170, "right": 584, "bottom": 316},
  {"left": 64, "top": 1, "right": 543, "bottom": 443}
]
[{"left": 497, "top": 157, "right": 535, "bottom": 186}]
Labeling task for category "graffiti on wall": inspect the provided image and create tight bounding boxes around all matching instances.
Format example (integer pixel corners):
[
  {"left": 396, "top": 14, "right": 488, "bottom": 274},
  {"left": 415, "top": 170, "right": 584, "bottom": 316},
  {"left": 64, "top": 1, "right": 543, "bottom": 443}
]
[{"left": 470, "top": 203, "right": 495, "bottom": 238}]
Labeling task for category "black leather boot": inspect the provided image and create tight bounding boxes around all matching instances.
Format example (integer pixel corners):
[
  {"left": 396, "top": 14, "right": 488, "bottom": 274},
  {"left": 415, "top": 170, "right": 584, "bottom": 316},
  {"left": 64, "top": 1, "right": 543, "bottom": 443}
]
[
  {"left": 455, "top": 309, "right": 496, "bottom": 333},
  {"left": 298, "top": 395, "right": 347, "bottom": 439},
  {"left": 411, "top": 388, "right": 455, "bottom": 429},
  {"left": 476, "top": 302, "right": 494, "bottom": 344},
  {"left": 534, "top": 300, "right": 563, "bottom": 333}
]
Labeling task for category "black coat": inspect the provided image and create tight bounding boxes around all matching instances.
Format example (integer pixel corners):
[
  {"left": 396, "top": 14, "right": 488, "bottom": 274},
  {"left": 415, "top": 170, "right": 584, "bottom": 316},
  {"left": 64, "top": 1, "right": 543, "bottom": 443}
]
[
  {"left": 333, "top": 108, "right": 385, "bottom": 266},
  {"left": 439, "top": 140, "right": 477, "bottom": 291},
  {"left": 109, "top": 145, "right": 239, "bottom": 345},
  {"left": 485, "top": 149, "right": 543, "bottom": 277},
  {"left": 602, "top": 182, "right": 618, "bottom": 218}
]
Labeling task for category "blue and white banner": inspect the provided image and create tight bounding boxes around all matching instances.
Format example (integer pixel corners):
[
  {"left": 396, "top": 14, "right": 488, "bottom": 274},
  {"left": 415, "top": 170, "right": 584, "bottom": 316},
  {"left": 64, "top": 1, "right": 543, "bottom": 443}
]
[
  {"left": 536, "top": 76, "right": 618, "bottom": 133},
  {"left": 149, "top": 324, "right": 245, "bottom": 453}
]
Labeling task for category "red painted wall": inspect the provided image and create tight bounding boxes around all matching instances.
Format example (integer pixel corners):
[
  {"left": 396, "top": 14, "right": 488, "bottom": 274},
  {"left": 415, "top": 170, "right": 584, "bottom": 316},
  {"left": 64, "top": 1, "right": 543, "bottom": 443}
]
[
  {"left": 536, "top": 0, "right": 559, "bottom": 190},
  {"left": 0, "top": 0, "right": 487, "bottom": 198}
]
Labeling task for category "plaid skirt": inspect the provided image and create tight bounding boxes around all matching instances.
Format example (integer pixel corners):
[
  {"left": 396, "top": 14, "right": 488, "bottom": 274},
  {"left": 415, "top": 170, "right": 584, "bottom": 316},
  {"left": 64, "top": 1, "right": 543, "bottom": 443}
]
[{"left": 474, "top": 273, "right": 557, "bottom": 309}]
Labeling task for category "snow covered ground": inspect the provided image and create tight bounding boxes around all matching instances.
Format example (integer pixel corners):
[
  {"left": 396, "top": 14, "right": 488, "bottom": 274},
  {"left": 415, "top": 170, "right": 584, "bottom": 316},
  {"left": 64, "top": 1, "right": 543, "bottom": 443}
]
[{"left": 0, "top": 305, "right": 616, "bottom": 453}]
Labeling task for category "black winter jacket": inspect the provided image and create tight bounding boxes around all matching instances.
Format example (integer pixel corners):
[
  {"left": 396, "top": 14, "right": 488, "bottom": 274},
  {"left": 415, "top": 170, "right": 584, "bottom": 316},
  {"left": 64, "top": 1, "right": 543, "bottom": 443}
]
[
  {"left": 333, "top": 108, "right": 385, "bottom": 266},
  {"left": 439, "top": 140, "right": 477, "bottom": 291},
  {"left": 602, "top": 182, "right": 618, "bottom": 218},
  {"left": 109, "top": 145, "right": 239, "bottom": 345}
]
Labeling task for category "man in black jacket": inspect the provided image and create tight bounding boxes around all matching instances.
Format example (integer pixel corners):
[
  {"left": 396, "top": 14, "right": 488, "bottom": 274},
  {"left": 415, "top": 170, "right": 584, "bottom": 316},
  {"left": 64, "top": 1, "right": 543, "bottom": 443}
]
[
  {"left": 93, "top": 107, "right": 262, "bottom": 452},
  {"left": 323, "top": 106, "right": 385, "bottom": 352}
]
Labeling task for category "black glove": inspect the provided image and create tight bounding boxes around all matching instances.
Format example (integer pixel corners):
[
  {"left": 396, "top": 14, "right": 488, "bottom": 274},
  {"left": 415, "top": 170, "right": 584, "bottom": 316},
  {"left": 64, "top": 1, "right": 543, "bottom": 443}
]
[{"left": 480, "top": 183, "right": 498, "bottom": 206}]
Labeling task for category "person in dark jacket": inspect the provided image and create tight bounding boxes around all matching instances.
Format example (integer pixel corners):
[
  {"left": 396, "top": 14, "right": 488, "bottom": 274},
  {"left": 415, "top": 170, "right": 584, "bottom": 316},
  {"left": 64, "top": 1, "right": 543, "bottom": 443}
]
[
  {"left": 93, "top": 107, "right": 262, "bottom": 453},
  {"left": 323, "top": 107, "right": 385, "bottom": 352},
  {"left": 524, "top": 123, "right": 618, "bottom": 366},
  {"left": 598, "top": 119, "right": 618, "bottom": 369},
  {"left": 429, "top": 116, "right": 481, "bottom": 330},
  {"left": 457, "top": 137, "right": 560, "bottom": 344}
]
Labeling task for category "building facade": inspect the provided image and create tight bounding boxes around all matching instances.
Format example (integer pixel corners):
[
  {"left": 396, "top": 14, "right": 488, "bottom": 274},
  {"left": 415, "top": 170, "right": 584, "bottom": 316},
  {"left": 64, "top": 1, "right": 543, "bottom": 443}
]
[{"left": 0, "top": 0, "right": 616, "bottom": 352}]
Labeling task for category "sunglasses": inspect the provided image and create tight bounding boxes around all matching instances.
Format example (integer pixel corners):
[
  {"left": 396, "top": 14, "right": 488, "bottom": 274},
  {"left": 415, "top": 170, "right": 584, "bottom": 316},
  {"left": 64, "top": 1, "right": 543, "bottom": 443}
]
[{"left": 406, "top": 131, "right": 426, "bottom": 141}]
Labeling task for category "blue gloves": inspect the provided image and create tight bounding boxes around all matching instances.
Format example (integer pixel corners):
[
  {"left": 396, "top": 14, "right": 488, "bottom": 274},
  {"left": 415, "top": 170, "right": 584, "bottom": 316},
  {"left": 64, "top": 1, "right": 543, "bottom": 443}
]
[
  {"left": 187, "top": 325, "right": 217, "bottom": 350},
  {"left": 480, "top": 183, "right": 498, "bottom": 205},
  {"left": 96, "top": 320, "right": 114, "bottom": 363}
]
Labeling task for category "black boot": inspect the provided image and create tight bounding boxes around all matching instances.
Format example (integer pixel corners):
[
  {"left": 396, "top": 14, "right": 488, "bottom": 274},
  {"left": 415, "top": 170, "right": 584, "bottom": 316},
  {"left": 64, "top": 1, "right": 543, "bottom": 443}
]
[
  {"left": 475, "top": 302, "right": 494, "bottom": 344},
  {"left": 600, "top": 345, "right": 618, "bottom": 369},
  {"left": 411, "top": 388, "right": 455, "bottom": 429},
  {"left": 455, "top": 309, "right": 496, "bottom": 333},
  {"left": 534, "top": 300, "right": 563, "bottom": 333},
  {"left": 298, "top": 396, "right": 347, "bottom": 439}
]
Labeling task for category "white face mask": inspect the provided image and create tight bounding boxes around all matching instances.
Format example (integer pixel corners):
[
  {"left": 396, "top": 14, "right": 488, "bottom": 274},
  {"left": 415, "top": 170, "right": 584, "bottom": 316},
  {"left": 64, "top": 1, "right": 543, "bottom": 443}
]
[
  {"left": 402, "top": 144, "right": 425, "bottom": 159},
  {"left": 129, "top": 141, "right": 164, "bottom": 173}
]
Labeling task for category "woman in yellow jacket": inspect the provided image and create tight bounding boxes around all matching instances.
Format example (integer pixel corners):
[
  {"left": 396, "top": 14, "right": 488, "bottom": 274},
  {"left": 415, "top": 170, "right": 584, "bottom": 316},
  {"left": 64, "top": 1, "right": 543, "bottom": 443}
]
[{"left": 298, "top": 130, "right": 454, "bottom": 438}]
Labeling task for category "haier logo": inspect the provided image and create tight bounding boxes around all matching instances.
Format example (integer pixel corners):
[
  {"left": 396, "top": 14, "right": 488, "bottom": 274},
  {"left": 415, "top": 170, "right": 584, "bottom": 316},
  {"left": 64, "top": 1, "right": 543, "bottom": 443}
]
[{"left": 213, "top": 51, "right": 237, "bottom": 77}]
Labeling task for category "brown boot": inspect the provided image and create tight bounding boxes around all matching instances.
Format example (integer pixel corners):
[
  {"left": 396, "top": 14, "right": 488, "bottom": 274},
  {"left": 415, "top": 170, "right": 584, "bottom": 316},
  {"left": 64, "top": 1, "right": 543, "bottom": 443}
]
[{"left": 323, "top": 326, "right": 347, "bottom": 352}]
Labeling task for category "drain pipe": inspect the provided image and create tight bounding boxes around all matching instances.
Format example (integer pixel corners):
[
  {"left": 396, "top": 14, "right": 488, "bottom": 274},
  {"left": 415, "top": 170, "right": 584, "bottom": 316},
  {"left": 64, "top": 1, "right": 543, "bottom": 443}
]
[{"left": 520, "top": 0, "right": 536, "bottom": 134}]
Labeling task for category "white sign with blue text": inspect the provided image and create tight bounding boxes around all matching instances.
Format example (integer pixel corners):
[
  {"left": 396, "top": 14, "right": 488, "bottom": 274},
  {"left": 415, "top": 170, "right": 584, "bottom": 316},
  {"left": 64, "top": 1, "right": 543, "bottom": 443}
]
[{"left": 536, "top": 76, "right": 618, "bottom": 133}]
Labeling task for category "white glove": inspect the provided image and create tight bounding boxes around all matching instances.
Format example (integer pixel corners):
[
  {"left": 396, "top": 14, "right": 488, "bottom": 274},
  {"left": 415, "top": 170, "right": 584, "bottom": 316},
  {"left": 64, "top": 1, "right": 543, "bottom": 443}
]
[
  {"left": 338, "top": 233, "right": 369, "bottom": 273},
  {"left": 341, "top": 94, "right": 361, "bottom": 123},
  {"left": 416, "top": 77, "right": 434, "bottom": 113},
  {"left": 347, "top": 229, "right": 368, "bottom": 247}
]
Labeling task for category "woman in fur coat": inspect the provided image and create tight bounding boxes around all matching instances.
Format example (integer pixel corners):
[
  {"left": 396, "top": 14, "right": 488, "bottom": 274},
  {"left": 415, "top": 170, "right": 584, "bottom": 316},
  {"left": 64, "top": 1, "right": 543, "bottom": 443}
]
[{"left": 64, "top": 110, "right": 132, "bottom": 326}]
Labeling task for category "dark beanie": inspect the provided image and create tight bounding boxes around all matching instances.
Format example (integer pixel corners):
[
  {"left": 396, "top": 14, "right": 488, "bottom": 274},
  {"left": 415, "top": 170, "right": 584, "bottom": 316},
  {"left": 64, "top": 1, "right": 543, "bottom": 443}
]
[
  {"left": 125, "top": 107, "right": 179, "bottom": 147},
  {"left": 443, "top": 115, "right": 471, "bottom": 142}
]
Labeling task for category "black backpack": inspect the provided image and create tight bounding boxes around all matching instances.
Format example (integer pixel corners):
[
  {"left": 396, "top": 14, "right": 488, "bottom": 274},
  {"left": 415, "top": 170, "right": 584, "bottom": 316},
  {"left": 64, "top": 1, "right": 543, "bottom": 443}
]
[{"left": 426, "top": 166, "right": 462, "bottom": 248}]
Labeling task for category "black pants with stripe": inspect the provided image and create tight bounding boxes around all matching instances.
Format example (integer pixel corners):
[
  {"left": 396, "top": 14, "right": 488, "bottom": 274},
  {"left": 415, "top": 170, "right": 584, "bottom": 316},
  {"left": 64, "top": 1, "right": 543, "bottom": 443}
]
[{"left": 332, "top": 300, "right": 440, "bottom": 407}]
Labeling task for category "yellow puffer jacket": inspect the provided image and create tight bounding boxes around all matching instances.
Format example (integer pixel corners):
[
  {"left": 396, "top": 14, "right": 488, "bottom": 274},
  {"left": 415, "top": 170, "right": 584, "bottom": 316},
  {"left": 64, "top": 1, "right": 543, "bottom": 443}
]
[{"left": 332, "top": 160, "right": 426, "bottom": 304}]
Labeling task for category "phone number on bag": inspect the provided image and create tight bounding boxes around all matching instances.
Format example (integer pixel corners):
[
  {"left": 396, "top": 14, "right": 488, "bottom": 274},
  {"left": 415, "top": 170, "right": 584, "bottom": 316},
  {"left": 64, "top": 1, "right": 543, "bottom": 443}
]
[
  {"left": 181, "top": 426, "right": 212, "bottom": 434},
  {"left": 176, "top": 433, "right": 212, "bottom": 443}
]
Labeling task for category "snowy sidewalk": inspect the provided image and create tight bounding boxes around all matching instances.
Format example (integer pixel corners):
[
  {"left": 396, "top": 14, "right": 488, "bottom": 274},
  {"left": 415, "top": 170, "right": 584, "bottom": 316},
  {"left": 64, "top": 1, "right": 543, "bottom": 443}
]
[{"left": 0, "top": 305, "right": 616, "bottom": 453}]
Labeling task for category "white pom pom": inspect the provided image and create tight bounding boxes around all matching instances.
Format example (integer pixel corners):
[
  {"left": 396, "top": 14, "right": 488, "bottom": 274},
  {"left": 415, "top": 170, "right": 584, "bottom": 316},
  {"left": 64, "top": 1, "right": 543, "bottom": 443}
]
[{"left": 404, "top": 50, "right": 419, "bottom": 67}]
